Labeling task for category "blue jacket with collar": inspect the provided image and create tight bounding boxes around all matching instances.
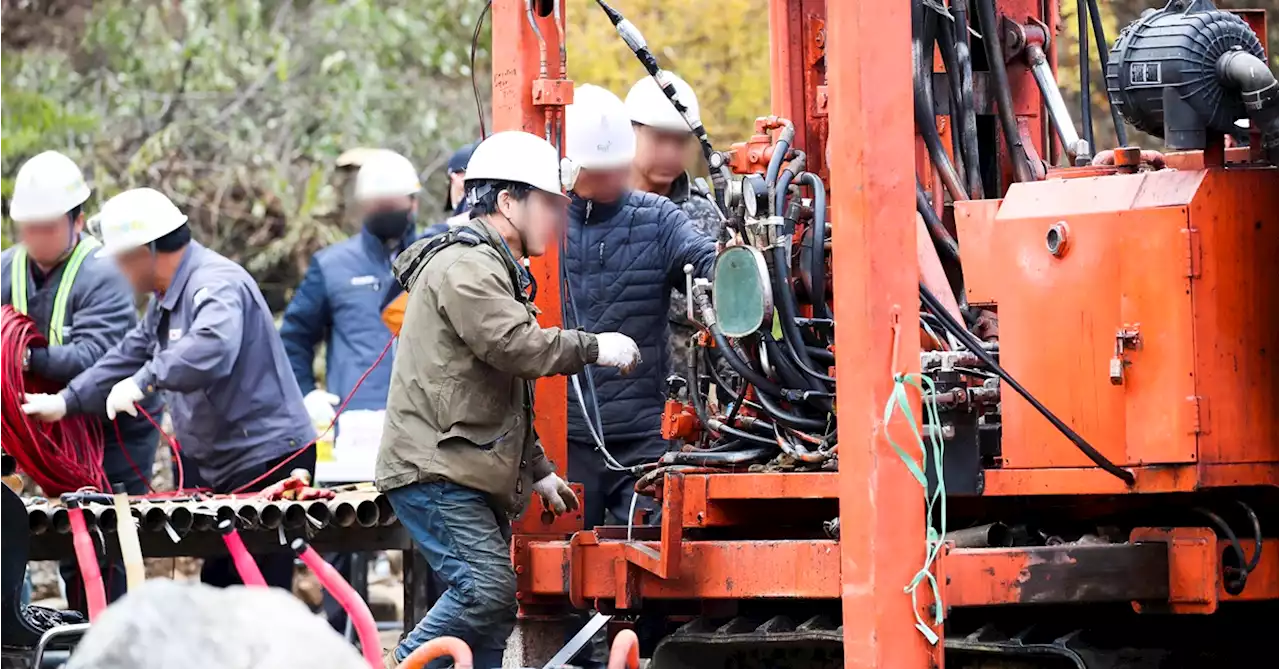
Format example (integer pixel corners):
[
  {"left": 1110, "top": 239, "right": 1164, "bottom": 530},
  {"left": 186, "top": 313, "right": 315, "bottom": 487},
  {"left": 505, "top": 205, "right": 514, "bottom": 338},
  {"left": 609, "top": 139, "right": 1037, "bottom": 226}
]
[
  {"left": 280, "top": 227, "right": 418, "bottom": 411},
  {"left": 61, "top": 242, "right": 314, "bottom": 490},
  {"left": 563, "top": 190, "right": 716, "bottom": 453}
]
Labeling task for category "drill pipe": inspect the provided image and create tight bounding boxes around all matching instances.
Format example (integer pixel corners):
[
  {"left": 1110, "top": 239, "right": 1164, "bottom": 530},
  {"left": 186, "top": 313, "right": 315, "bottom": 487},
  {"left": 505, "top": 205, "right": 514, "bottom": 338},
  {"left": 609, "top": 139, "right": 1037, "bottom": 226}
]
[
  {"left": 192, "top": 508, "right": 217, "bottom": 533},
  {"left": 236, "top": 502, "right": 260, "bottom": 529},
  {"left": 948, "top": 522, "right": 1013, "bottom": 548},
  {"left": 168, "top": 505, "right": 193, "bottom": 533},
  {"left": 258, "top": 502, "right": 284, "bottom": 530},
  {"left": 329, "top": 499, "right": 356, "bottom": 528},
  {"left": 282, "top": 502, "right": 308, "bottom": 530},
  {"left": 86, "top": 504, "right": 118, "bottom": 532},
  {"left": 375, "top": 495, "right": 396, "bottom": 526},
  {"left": 28, "top": 505, "right": 50, "bottom": 535},
  {"left": 305, "top": 500, "right": 332, "bottom": 529},
  {"left": 356, "top": 498, "right": 380, "bottom": 528},
  {"left": 52, "top": 507, "right": 71, "bottom": 534}
]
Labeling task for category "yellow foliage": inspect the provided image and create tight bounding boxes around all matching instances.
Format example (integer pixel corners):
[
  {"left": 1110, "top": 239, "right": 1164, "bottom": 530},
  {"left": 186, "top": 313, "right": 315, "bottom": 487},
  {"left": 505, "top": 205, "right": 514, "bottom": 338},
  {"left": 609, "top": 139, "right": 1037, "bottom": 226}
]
[{"left": 565, "top": 0, "right": 771, "bottom": 144}]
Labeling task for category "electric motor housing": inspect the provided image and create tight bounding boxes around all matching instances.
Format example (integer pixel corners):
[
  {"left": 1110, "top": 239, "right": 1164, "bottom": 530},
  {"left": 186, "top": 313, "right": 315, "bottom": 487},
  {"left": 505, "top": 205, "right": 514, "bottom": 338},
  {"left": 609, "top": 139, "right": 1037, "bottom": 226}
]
[{"left": 1106, "top": 0, "right": 1264, "bottom": 147}]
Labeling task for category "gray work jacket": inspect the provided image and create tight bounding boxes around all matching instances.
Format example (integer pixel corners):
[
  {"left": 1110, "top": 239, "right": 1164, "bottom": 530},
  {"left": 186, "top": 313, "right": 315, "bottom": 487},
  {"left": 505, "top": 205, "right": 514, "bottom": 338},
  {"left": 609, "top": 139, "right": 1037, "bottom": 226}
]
[
  {"left": 1, "top": 235, "right": 159, "bottom": 439},
  {"left": 61, "top": 242, "right": 315, "bottom": 489}
]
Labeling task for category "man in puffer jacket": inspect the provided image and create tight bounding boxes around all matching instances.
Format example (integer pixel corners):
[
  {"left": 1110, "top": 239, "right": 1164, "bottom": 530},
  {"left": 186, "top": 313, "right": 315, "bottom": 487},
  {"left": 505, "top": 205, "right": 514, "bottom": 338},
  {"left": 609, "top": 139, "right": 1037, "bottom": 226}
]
[{"left": 562, "top": 85, "right": 717, "bottom": 529}]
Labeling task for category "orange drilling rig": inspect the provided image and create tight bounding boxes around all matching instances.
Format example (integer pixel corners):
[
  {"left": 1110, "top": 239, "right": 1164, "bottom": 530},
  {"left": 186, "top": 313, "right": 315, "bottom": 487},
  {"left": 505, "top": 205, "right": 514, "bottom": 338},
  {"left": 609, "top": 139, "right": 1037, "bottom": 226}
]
[{"left": 494, "top": 0, "right": 1277, "bottom": 667}]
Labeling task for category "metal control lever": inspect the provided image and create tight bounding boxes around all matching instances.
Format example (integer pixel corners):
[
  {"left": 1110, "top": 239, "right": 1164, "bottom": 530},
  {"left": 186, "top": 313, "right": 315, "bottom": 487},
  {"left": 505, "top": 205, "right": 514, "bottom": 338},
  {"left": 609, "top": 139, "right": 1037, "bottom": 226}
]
[{"left": 542, "top": 612, "right": 613, "bottom": 669}]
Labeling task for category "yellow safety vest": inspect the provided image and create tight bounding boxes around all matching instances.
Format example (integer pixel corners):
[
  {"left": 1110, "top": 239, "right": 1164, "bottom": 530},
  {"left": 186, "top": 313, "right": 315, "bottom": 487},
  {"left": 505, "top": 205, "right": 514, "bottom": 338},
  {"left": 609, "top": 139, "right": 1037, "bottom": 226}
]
[{"left": 9, "top": 237, "right": 101, "bottom": 346}]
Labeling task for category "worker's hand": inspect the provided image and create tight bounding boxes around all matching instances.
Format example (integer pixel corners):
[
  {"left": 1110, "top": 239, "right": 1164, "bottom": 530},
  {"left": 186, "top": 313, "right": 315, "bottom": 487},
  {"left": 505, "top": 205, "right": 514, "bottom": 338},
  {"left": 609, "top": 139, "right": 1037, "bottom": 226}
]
[
  {"left": 105, "top": 378, "right": 145, "bottom": 420},
  {"left": 21, "top": 393, "right": 67, "bottom": 422},
  {"left": 595, "top": 332, "right": 641, "bottom": 374},
  {"left": 533, "top": 473, "right": 579, "bottom": 516},
  {"left": 303, "top": 389, "right": 341, "bottom": 426}
]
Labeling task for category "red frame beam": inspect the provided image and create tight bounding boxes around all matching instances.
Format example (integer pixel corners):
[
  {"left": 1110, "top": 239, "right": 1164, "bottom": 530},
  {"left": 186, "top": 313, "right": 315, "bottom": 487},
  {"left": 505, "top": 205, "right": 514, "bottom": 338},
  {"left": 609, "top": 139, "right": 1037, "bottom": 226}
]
[
  {"left": 491, "top": 0, "right": 570, "bottom": 480},
  {"left": 826, "top": 1, "right": 931, "bottom": 667}
]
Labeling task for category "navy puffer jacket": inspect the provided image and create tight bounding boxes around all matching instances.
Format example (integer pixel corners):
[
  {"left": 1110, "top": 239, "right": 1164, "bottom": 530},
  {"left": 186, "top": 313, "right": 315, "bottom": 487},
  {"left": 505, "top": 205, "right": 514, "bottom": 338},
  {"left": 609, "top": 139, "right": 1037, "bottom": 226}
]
[{"left": 564, "top": 191, "right": 716, "bottom": 451}]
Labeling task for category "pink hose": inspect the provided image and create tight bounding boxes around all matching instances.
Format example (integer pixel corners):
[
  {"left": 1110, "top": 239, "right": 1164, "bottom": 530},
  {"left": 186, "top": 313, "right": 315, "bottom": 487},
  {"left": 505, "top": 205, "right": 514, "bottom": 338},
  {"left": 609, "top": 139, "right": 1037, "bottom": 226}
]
[
  {"left": 293, "top": 539, "right": 382, "bottom": 669},
  {"left": 68, "top": 506, "right": 107, "bottom": 620},
  {"left": 217, "top": 519, "right": 267, "bottom": 587}
]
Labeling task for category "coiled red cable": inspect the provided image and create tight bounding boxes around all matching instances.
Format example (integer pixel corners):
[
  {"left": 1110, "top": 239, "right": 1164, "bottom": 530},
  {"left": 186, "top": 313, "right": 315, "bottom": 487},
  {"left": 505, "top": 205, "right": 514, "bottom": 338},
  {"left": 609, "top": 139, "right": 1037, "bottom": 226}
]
[{"left": 2, "top": 306, "right": 109, "bottom": 495}]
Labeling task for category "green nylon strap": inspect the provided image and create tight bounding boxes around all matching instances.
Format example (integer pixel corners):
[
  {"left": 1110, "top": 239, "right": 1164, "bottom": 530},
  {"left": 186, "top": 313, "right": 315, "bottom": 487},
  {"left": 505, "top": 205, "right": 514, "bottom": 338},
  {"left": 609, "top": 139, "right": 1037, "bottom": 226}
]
[
  {"left": 10, "top": 247, "right": 29, "bottom": 315},
  {"left": 11, "top": 238, "right": 100, "bottom": 345}
]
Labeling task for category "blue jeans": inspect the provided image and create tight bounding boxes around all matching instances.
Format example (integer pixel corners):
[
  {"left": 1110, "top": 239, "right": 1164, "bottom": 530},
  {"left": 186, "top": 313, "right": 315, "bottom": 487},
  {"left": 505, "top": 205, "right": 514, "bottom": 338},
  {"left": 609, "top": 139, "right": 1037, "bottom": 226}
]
[{"left": 388, "top": 481, "right": 516, "bottom": 669}]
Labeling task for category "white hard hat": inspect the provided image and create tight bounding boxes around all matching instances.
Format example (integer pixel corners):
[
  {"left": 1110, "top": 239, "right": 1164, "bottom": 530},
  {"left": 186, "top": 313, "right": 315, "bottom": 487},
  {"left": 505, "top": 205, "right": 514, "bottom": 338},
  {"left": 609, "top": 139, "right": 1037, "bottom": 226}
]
[
  {"left": 9, "top": 151, "right": 92, "bottom": 223},
  {"left": 625, "top": 73, "right": 700, "bottom": 133},
  {"left": 464, "top": 131, "right": 566, "bottom": 198},
  {"left": 564, "top": 85, "right": 636, "bottom": 176},
  {"left": 95, "top": 188, "right": 189, "bottom": 258},
  {"left": 354, "top": 150, "right": 422, "bottom": 201}
]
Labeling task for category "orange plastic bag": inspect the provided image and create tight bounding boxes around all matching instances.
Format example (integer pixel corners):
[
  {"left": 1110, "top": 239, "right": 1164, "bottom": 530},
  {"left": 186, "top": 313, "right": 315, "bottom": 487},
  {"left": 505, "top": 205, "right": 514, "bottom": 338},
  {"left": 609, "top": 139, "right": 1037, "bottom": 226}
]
[{"left": 382, "top": 292, "right": 408, "bottom": 337}]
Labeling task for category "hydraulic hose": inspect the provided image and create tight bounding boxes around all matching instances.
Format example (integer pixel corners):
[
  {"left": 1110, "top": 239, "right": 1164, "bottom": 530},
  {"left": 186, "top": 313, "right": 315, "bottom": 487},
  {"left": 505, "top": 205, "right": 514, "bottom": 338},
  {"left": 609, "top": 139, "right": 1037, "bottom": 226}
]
[
  {"left": 710, "top": 326, "right": 784, "bottom": 398},
  {"left": 67, "top": 505, "right": 106, "bottom": 621},
  {"left": 950, "top": 0, "right": 984, "bottom": 197},
  {"left": 765, "top": 120, "right": 795, "bottom": 210},
  {"left": 770, "top": 242, "right": 820, "bottom": 369},
  {"left": 294, "top": 539, "right": 382, "bottom": 669},
  {"left": 663, "top": 445, "right": 775, "bottom": 466},
  {"left": 796, "top": 172, "right": 829, "bottom": 319},
  {"left": 1085, "top": 0, "right": 1129, "bottom": 147},
  {"left": 913, "top": 1, "right": 969, "bottom": 202},
  {"left": 919, "top": 284, "right": 1134, "bottom": 484},
  {"left": 1077, "top": 0, "right": 1096, "bottom": 155},
  {"left": 916, "top": 181, "right": 961, "bottom": 263},
  {"left": 935, "top": 17, "right": 970, "bottom": 182},
  {"left": 976, "top": 0, "right": 1036, "bottom": 183},
  {"left": 218, "top": 519, "right": 266, "bottom": 587},
  {"left": 595, "top": 0, "right": 730, "bottom": 212}
]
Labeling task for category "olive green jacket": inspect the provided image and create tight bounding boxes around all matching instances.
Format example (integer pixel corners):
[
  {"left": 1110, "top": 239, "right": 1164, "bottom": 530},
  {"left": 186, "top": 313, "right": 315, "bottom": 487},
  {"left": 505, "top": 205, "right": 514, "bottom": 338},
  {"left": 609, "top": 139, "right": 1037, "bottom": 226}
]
[{"left": 375, "top": 218, "right": 598, "bottom": 512}]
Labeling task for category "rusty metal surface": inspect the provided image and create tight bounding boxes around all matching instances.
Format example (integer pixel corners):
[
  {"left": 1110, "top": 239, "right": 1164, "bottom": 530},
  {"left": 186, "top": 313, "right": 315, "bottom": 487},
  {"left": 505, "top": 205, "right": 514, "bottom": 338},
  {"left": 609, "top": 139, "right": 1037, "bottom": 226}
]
[{"left": 944, "top": 542, "right": 1170, "bottom": 608}]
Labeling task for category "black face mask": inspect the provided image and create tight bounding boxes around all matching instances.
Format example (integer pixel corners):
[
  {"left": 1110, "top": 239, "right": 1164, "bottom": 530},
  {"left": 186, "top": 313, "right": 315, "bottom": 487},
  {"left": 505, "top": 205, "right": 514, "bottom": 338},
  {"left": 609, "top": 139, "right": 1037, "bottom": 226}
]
[{"left": 364, "top": 209, "right": 414, "bottom": 240}]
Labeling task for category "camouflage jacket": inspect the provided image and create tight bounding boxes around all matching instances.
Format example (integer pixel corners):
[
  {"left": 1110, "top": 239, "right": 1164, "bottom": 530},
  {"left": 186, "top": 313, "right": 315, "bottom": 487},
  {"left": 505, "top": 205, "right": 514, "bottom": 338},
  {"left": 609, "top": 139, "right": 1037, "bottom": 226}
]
[{"left": 665, "top": 172, "right": 722, "bottom": 373}]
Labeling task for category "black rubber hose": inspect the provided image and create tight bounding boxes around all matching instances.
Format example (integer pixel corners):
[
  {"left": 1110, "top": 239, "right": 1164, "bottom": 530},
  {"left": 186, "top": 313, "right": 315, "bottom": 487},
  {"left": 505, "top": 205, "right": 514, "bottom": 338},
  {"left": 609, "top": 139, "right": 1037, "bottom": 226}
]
[
  {"left": 774, "top": 169, "right": 796, "bottom": 216},
  {"left": 976, "top": 0, "right": 1035, "bottom": 183},
  {"left": 1235, "top": 500, "right": 1264, "bottom": 574},
  {"left": 806, "top": 346, "right": 834, "bottom": 364},
  {"left": 919, "top": 283, "right": 1134, "bottom": 484},
  {"left": 755, "top": 385, "right": 830, "bottom": 432},
  {"left": 710, "top": 326, "right": 784, "bottom": 398},
  {"left": 913, "top": 50, "right": 969, "bottom": 200},
  {"left": 796, "top": 172, "right": 829, "bottom": 320},
  {"left": 1077, "top": 1, "right": 1095, "bottom": 156},
  {"left": 1085, "top": 0, "right": 1128, "bottom": 147},
  {"left": 1194, "top": 507, "right": 1250, "bottom": 593},
  {"left": 686, "top": 342, "right": 713, "bottom": 429},
  {"left": 935, "top": 15, "right": 969, "bottom": 183},
  {"left": 916, "top": 181, "right": 961, "bottom": 263},
  {"left": 663, "top": 445, "right": 775, "bottom": 466},
  {"left": 1218, "top": 50, "right": 1279, "bottom": 164},
  {"left": 950, "top": 0, "right": 984, "bottom": 197},
  {"left": 770, "top": 243, "right": 819, "bottom": 369}
]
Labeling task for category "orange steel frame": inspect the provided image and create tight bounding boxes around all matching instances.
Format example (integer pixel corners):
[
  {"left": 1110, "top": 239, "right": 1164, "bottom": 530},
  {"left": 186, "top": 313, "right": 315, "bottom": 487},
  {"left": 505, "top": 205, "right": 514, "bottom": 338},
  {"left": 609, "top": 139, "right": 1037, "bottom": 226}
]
[{"left": 491, "top": 2, "right": 1277, "bottom": 668}]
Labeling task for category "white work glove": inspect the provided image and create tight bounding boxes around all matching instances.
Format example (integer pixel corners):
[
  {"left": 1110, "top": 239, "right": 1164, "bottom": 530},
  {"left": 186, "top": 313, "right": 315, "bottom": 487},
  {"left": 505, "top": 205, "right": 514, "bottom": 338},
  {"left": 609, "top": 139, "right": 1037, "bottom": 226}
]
[
  {"left": 21, "top": 393, "right": 67, "bottom": 422},
  {"left": 533, "top": 473, "right": 580, "bottom": 516},
  {"left": 594, "top": 332, "right": 641, "bottom": 374},
  {"left": 105, "top": 378, "right": 145, "bottom": 420},
  {"left": 303, "top": 389, "right": 341, "bottom": 426}
]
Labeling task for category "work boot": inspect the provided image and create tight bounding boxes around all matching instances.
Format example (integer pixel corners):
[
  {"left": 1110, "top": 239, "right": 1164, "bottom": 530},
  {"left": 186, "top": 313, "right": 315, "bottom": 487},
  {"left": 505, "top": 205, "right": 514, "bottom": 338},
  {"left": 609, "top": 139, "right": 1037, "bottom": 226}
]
[{"left": 383, "top": 648, "right": 400, "bottom": 669}]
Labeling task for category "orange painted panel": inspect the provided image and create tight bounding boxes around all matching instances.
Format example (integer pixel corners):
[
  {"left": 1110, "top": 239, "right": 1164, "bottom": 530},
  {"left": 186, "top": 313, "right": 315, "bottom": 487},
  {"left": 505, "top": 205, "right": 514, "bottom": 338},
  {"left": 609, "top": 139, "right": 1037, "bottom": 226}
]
[
  {"left": 991, "top": 202, "right": 1196, "bottom": 469},
  {"left": 1188, "top": 168, "right": 1279, "bottom": 467}
]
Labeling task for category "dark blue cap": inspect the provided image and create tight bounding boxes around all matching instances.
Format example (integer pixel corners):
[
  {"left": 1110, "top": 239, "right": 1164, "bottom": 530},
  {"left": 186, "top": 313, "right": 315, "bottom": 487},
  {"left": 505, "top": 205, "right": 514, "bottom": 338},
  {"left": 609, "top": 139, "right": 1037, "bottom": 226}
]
[{"left": 447, "top": 141, "right": 479, "bottom": 174}]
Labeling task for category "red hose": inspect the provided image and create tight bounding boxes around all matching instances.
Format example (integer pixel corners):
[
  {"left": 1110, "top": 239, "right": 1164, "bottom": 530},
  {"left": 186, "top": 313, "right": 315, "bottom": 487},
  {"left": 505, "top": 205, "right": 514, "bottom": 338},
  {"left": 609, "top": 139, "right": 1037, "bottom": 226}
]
[
  {"left": 608, "top": 629, "right": 641, "bottom": 669},
  {"left": 217, "top": 519, "right": 266, "bottom": 587},
  {"left": 67, "top": 506, "right": 107, "bottom": 620},
  {"left": 2, "top": 306, "right": 108, "bottom": 495},
  {"left": 396, "top": 637, "right": 474, "bottom": 669},
  {"left": 293, "top": 539, "right": 382, "bottom": 668}
]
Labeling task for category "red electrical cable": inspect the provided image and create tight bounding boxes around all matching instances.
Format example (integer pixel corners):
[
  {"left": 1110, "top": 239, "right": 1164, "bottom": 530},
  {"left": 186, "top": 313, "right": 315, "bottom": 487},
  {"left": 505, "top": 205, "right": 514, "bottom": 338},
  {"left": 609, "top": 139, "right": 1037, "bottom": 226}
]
[
  {"left": 132, "top": 336, "right": 395, "bottom": 495},
  {"left": 2, "top": 306, "right": 109, "bottom": 495}
]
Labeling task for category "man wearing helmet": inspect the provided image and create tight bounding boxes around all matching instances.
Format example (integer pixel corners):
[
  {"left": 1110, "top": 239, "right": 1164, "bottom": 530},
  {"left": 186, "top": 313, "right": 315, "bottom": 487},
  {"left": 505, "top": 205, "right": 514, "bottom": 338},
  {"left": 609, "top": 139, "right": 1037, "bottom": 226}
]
[
  {"left": 282, "top": 149, "right": 423, "bottom": 444},
  {"left": 1, "top": 151, "right": 160, "bottom": 612},
  {"left": 377, "top": 130, "right": 640, "bottom": 668},
  {"left": 625, "top": 74, "right": 724, "bottom": 382},
  {"left": 22, "top": 188, "right": 316, "bottom": 593},
  {"left": 560, "top": 84, "right": 718, "bottom": 530}
]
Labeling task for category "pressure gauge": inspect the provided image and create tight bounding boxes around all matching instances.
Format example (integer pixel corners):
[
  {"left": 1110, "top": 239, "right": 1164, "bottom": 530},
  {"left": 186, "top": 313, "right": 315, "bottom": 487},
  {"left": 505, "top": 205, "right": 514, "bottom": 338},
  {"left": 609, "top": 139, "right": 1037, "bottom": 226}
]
[{"left": 741, "top": 174, "right": 768, "bottom": 218}]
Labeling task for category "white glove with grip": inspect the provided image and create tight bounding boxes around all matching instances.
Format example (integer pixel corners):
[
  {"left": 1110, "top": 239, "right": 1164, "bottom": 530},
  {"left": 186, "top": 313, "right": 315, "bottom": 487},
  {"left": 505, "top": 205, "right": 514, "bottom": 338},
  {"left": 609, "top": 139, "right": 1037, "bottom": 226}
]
[
  {"left": 533, "top": 473, "right": 579, "bottom": 516},
  {"left": 303, "top": 389, "right": 341, "bottom": 426},
  {"left": 22, "top": 393, "right": 67, "bottom": 422},
  {"left": 595, "top": 332, "right": 641, "bottom": 374},
  {"left": 106, "top": 378, "right": 145, "bottom": 420}
]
